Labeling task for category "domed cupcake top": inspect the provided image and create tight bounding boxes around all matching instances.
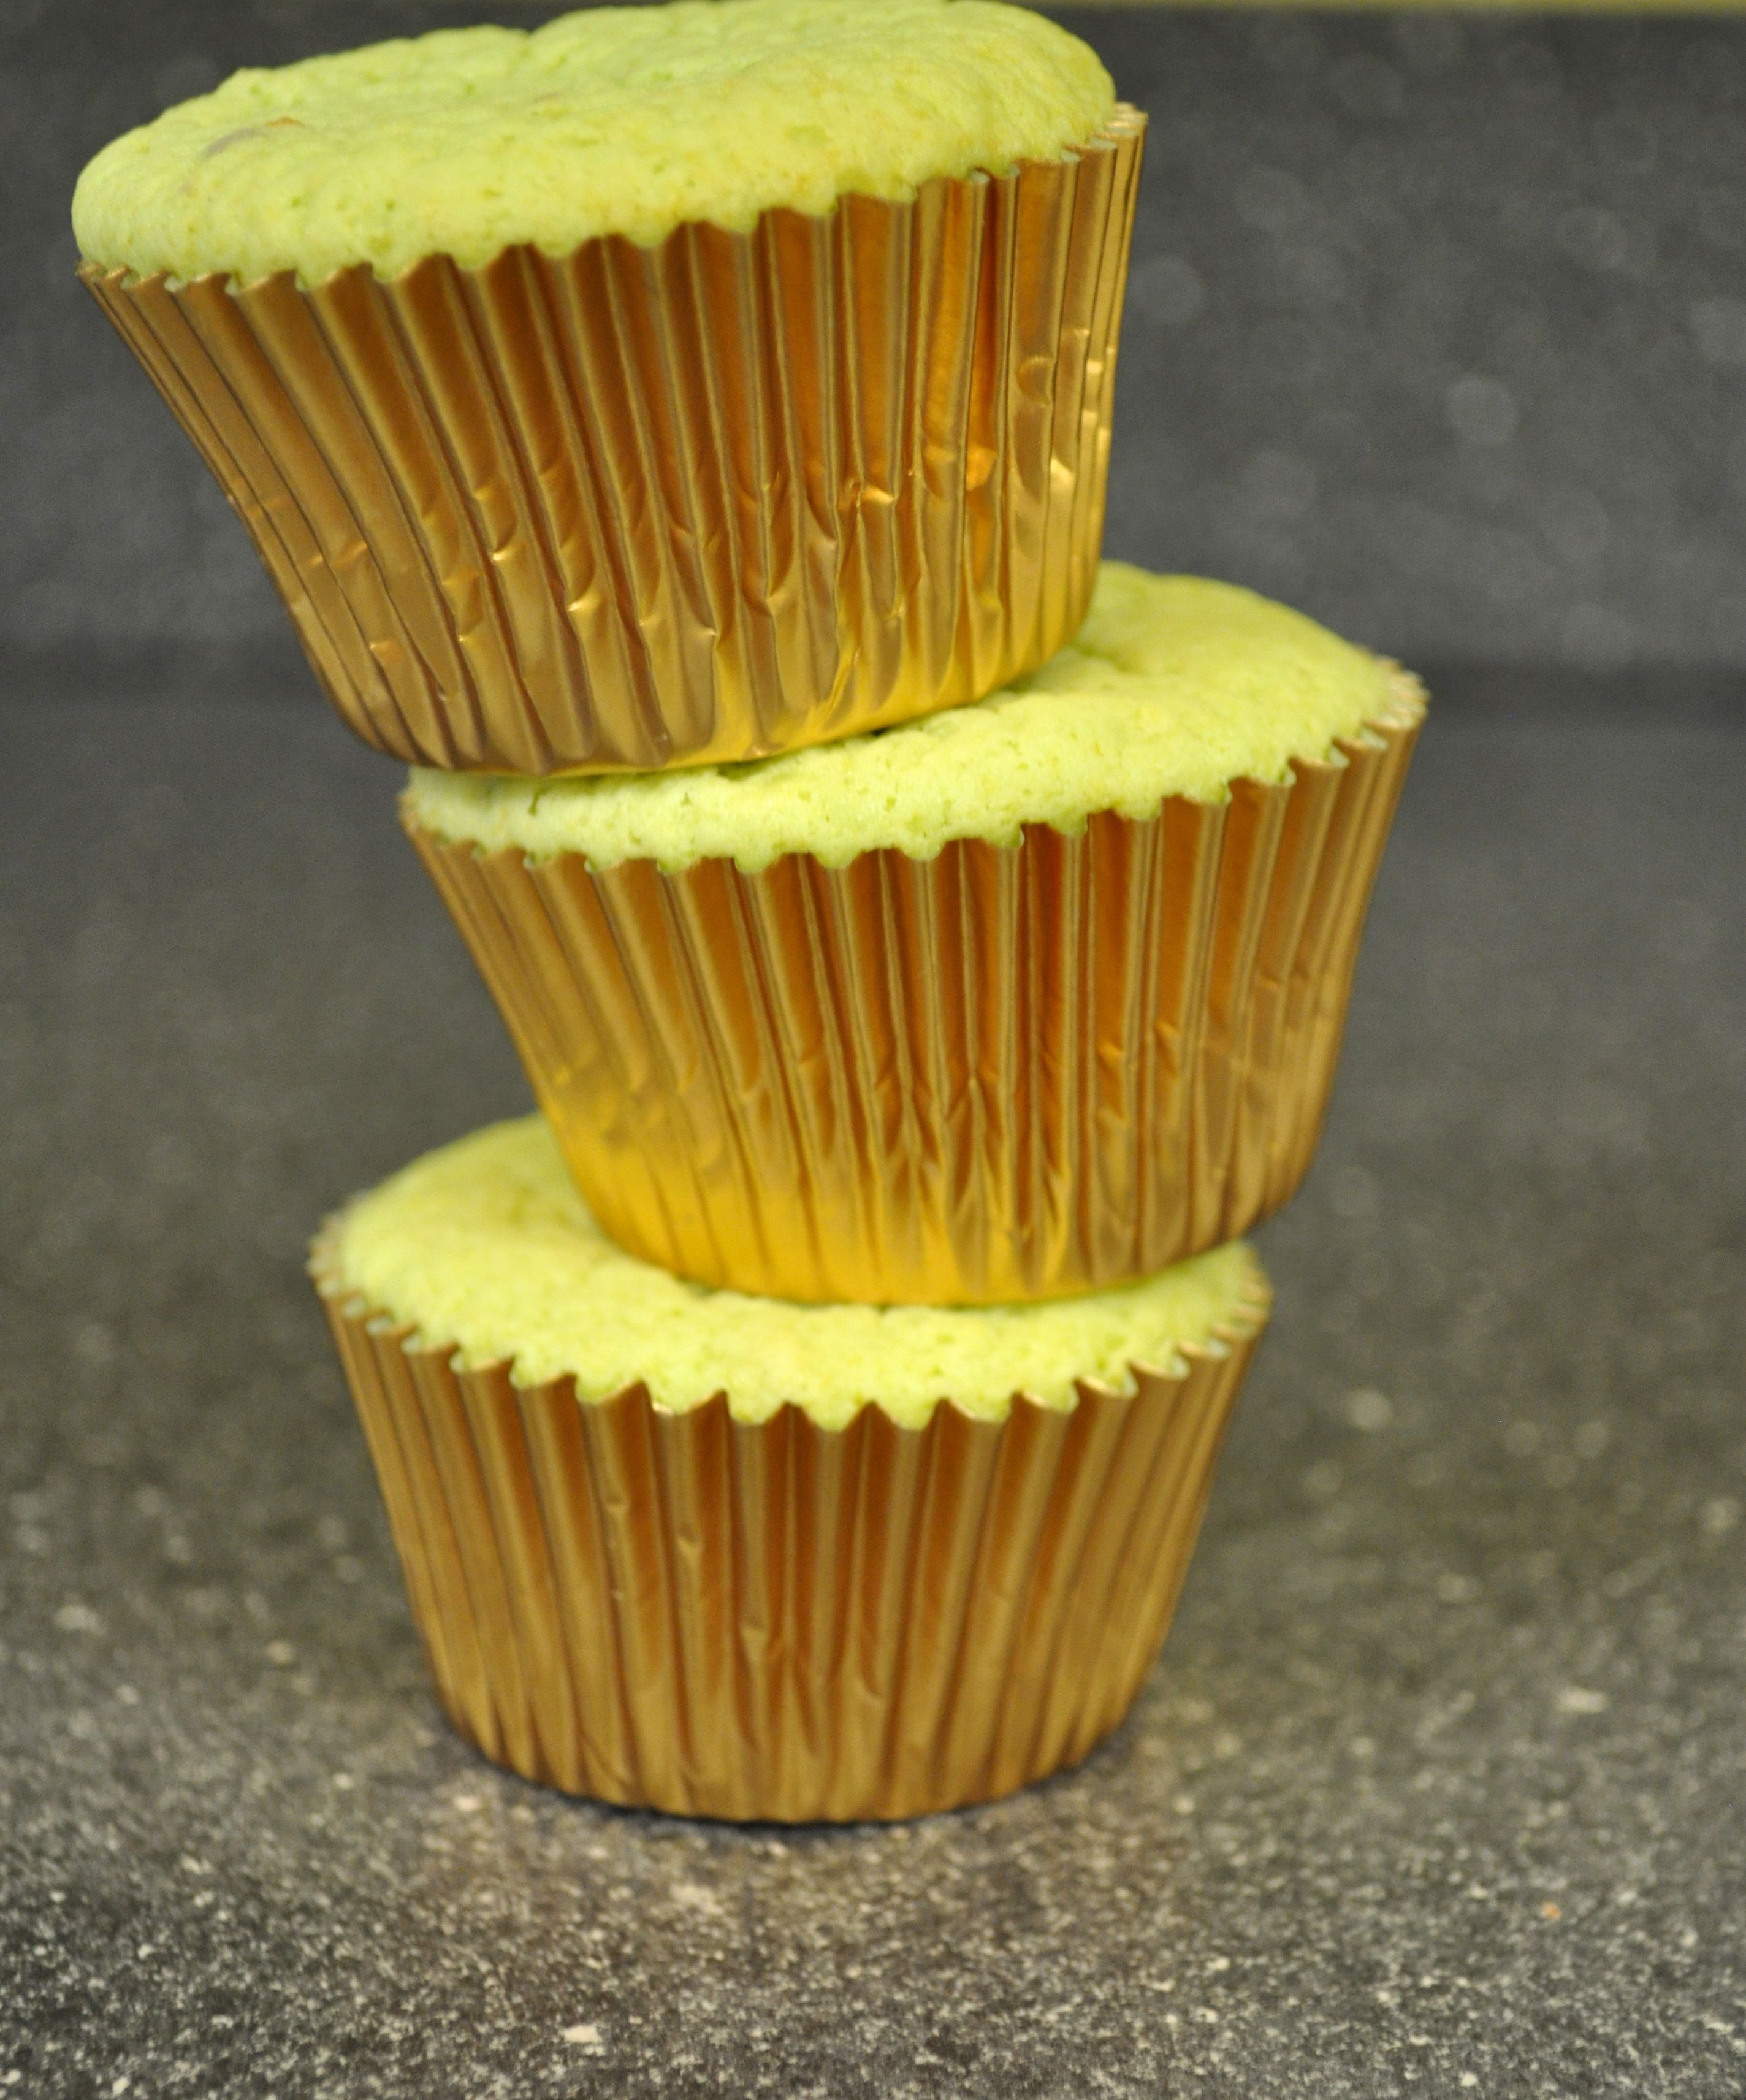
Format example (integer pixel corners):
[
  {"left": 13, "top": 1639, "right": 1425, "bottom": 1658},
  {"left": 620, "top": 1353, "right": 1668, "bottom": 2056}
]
[
  {"left": 73, "top": 0, "right": 1115, "bottom": 288},
  {"left": 324, "top": 1118, "right": 1262, "bottom": 1430},
  {"left": 406, "top": 565, "right": 1415, "bottom": 874}
]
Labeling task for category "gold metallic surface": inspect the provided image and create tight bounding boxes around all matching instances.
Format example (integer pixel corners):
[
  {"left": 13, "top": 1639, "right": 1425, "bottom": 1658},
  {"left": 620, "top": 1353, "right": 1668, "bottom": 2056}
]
[
  {"left": 407, "top": 678, "right": 1424, "bottom": 1304},
  {"left": 80, "top": 112, "right": 1143, "bottom": 776},
  {"left": 311, "top": 1236, "right": 1268, "bottom": 1822}
]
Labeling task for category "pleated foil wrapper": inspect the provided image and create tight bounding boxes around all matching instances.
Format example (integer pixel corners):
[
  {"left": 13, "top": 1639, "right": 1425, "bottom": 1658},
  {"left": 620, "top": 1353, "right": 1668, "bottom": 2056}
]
[
  {"left": 80, "top": 110, "right": 1144, "bottom": 776},
  {"left": 406, "top": 674, "right": 1425, "bottom": 1305},
  {"left": 311, "top": 1234, "right": 1269, "bottom": 1822}
]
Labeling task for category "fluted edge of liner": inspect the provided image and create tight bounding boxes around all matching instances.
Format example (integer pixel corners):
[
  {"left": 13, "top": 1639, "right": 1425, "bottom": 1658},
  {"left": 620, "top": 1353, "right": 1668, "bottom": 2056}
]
[
  {"left": 406, "top": 674, "right": 1424, "bottom": 1304},
  {"left": 81, "top": 110, "right": 1145, "bottom": 776},
  {"left": 311, "top": 1232, "right": 1269, "bottom": 1822}
]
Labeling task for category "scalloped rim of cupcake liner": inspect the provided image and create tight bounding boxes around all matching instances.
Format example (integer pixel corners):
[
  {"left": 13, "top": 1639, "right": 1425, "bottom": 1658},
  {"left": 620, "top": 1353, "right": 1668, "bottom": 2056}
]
[
  {"left": 80, "top": 109, "right": 1145, "bottom": 776},
  {"left": 310, "top": 1226, "right": 1269, "bottom": 1820},
  {"left": 403, "top": 672, "right": 1424, "bottom": 1304}
]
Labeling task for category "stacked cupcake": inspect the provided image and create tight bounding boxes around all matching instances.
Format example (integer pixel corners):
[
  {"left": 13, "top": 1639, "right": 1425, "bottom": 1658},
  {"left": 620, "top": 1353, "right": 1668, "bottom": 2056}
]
[{"left": 76, "top": 0, "right": 1422, "bottom": 1822}]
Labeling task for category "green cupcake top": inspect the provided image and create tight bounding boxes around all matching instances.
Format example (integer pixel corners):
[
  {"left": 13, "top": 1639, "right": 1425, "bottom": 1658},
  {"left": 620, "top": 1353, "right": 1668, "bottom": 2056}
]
[
  {"left": 73, "top": 0, "right": 1115, "bottom": 288},
  {"left": 326, "top": 1117, "right": 1263, "bottom": 1432},
  {"left": 406, "top": 565, "right": 1414, "bottom": 874}
]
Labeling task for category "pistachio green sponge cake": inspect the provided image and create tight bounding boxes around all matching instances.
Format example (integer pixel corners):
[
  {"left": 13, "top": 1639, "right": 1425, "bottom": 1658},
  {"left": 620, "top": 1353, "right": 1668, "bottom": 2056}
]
[
  {"left": 404, "top": 563, "right": 1425, "bottom": 1307},
  {"left": 406, "top": 565, "right": 1407, "bottom": 872},
  {"left": 74, "top": 0, "right": 1115, "bottom": 286},
  {"left": 328, "top": 1115, "right": 1263, "bottom": 1430},
  {"left": 315, "top": 1116, "right": 1271, "bottom": 1819},
  {"left": 75, "top": 0, "right": 1140, "bottom": 781}
]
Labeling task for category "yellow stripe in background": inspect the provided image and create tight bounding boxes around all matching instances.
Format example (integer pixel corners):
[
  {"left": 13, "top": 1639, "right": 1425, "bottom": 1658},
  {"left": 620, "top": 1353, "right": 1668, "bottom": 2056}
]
[{"left": 1043, "top": 1, "right": 1746, "bottom": 12}]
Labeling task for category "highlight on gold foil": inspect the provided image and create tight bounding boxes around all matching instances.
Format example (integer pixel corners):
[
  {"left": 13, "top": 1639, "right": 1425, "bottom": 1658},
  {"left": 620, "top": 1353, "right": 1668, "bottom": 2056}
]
[
  {"left": 311, "top": 1236, "right": 1270, "bottom": 1823},
  {"left": 81, "top": 110, "right": 1145, "bottom": 776},
  {"left": 406, "top": 679, "right": 1424, "bottom": 1307}
]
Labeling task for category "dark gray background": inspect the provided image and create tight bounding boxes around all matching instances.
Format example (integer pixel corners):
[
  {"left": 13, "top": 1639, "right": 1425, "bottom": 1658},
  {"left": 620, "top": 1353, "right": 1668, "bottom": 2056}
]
[{"left": 6, "top": 2, "right": 1746, "bottom": 712}]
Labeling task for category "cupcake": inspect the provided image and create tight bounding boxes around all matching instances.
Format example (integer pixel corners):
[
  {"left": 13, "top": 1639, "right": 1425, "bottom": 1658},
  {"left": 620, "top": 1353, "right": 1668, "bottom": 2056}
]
[
  {"left": 313, "top": 1116, "right": 1271, "bottom": 1821},
  {"left": 404, "top": 564, "right": 1426, "bottom": 1306},
  {"left": 74, "top": 0, "right": 1144, "bottom": 776}
]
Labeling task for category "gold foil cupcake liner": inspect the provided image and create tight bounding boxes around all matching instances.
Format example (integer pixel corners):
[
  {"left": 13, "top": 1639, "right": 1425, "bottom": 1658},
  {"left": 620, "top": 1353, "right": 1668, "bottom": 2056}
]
[
  {"left": 311, "top": 1235, "right": 1269, "bottom": 1822},
  {"left": 407, "top": 676, "right": 1425, "bottom": 1305},
  {"left": 81, "top": 110, "right": 1145, "bottom": 776}
]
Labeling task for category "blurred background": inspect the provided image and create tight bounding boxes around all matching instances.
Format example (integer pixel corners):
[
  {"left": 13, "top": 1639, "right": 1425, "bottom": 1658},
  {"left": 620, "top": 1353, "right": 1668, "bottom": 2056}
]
[{"left": 6, "top": 0, "right": 1745, "bottom": 717}]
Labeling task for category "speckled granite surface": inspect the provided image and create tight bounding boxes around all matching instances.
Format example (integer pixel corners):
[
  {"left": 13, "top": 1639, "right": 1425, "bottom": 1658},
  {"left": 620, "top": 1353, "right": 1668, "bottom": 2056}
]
[{"left": 1, "top": 697, "right": 1742, "bottom": 2096}]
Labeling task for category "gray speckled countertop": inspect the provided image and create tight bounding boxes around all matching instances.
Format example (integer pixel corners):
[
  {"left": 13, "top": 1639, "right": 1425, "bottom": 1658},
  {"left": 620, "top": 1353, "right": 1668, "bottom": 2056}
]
[{"left": 1, "top": 693, "right": 1742, "bottom": 2097}]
